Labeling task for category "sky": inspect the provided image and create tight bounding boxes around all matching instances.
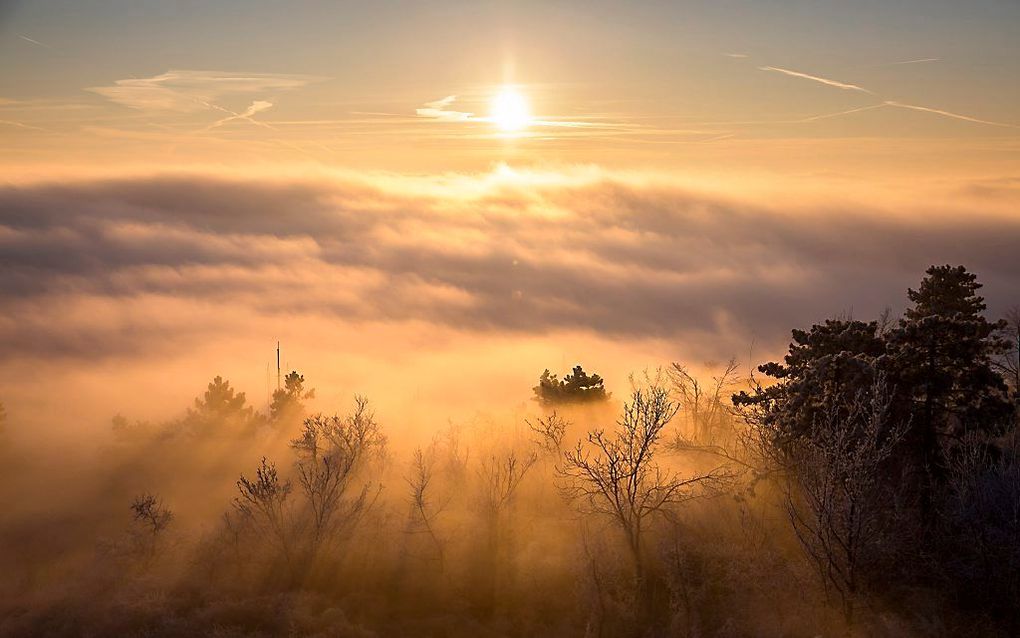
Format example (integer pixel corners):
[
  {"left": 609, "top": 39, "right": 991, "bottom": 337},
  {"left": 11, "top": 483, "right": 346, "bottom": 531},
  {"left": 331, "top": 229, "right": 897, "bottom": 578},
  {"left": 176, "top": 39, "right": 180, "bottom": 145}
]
[
  {"left": 2, "top": 0, "right": 1019, "bottom": 176},
  {"left": 1, "top": 1, "right": 1019, "bottom": 435}
]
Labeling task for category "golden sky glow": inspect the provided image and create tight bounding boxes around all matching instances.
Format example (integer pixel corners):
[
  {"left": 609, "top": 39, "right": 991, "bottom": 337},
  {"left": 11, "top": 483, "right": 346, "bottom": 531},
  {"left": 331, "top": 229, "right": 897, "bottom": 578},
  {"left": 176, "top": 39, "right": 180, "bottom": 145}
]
[
  {"left": 1, "top": 0, "right": 1019, "bottom": 427},
  {"left": 2, "top": 9, "right": 1020, "bottom": 637},
  {"left": 1, "top": 0, "right": 1018, "bottom": 184}
]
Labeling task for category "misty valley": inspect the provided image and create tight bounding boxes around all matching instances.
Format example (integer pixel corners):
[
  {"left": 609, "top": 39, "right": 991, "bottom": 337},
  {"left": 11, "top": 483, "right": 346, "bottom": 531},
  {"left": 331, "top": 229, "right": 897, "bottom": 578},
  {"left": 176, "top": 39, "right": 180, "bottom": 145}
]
[{"left": 1, "top": 265, "right": 1018, "bottom": 637}]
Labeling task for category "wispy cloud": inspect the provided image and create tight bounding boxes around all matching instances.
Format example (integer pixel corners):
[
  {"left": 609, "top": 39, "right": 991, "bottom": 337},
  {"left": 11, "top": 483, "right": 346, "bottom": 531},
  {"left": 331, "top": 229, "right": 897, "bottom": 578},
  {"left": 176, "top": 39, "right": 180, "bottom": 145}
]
[
  {"left": 796, "top": 103, "right": 886, "bottom": 123},
  {"left": 793, "top": 99, "right": 1018, "bottom": 129},
  {"left": 889, "top": 57, "right": 939, "bottom": 66},
  {"left": 754, "top": 63, "right": 1015, "bottom": 130},
  {"left": 16, "top": 34, "right": 51, "bottom": 49},
  {"left": 759, "top": 65, "right": 873, "bottom": 94},
  {"left": 204, "top": 100, "right": 275, "bottom": 131},
  {"left": 0, "top": 119, "right": 48, "bottom": 132},
  {"left": 415, "top": 95, "right": 473, "bottom": 122},
  {"left": 748, "top": 58, "right": 1015, "bottom": 133},
  {"left": 88, "top": 70, "right": 320, "bottom": 113},
  {"left": 414, "top": 94, "right": 621, "bottom": 134},
  {"left": 884, "top": 100, "right": 1018, "bottom": 129},
  {"left": 724, "top": 53, "right": 748, "bottom": 59}
]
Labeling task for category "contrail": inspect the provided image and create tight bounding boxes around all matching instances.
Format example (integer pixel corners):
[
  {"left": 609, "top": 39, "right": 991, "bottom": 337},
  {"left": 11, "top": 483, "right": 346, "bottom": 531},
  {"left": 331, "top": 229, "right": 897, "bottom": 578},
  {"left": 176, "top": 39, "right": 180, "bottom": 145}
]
[
  {"left": 889, "top": 58, "right": 939, "bottom": 66},
  {"left": 884, "top": 100, "right": 1018, "bottom": 129},
  {"left": 759, "top": 66, "right": 873, "bottom": 93},
  {"left": 797, "top": 103, "right": 886, "bottom": 122},
  {"left": 0, "top": 119, "right": 48, "bottom": 132},
  {"left": 204, "top": 100, "right": 275, "bottom": 131},
  {"left": 17, "top": 34, "right": 51, "bottom": 49}
]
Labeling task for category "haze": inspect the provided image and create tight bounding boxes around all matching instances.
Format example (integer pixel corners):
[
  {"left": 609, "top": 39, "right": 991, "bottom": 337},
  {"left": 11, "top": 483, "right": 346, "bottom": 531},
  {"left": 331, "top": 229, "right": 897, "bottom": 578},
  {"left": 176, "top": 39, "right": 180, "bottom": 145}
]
[{"left": 1, "top": 2, "right": 1019, "bottom": 637}]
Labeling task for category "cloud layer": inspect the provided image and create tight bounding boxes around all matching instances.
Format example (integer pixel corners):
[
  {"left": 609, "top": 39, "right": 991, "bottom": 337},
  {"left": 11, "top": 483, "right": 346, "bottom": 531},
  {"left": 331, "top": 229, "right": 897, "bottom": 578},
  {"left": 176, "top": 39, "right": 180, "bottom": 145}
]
[
  {"left": 87, "top": 70, "right": 319, "bottom": 113},
  {"left": 1, "top": 170, "right": 1019, "bottom": 364}
]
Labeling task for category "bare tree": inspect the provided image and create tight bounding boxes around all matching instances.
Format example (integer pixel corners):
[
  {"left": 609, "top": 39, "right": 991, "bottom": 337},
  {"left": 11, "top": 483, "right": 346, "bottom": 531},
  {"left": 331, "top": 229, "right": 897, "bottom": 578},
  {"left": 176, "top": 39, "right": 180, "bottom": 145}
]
[
  {"left": 669, "top": 358, "right": 740, "bottom": 445},
  {"left": 476, "top": 448, "right": 538, "bottom": 612},
  {"left": 527, "top": 410, "right": 569, "bottom": 456},
  {"left": 942, "top": 433, "right": 1020, "bottom": 622},
  {"left": 782, "top": 378, "right": 906, "bottom": 631},
  {"left": 234, "top": 456, "right": 293, "bottom": 561},
  {"left": 561, "top": 384, "right": 728, "bottom": 604},
  {"left": 130, "top": 493, "right": 173, "bottom": 563},
  {"left": 876, "top": 306, "right": 896, "bottom": 337},
  {"left": 478, "top": 449, "right": 538, "bottom": 519},
  {"left": 404, "top": 442, "right": 447, "bottom": 571},
  {"left": 218, "top": 509, "right": 249, "bottom": 578},
  {"left": 668, "top": 359, "right": 762, "bottom": 481},
  {"left": 577, "top": 518, "right": 635, "bottom": 638},
  {"left": 995, "top": 306, "right": 1020, "bottom": 397},
  {"left": 438, "top": 423, "right": 470, "bottom": 481},
  {"left": 290, "top": 395, "right": 386, "bottom": 554}
]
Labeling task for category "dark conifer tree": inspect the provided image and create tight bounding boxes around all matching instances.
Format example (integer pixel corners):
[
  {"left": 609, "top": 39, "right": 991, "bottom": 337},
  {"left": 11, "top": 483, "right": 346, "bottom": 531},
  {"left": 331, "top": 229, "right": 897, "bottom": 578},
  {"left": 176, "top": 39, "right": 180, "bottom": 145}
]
[
  {"left": 182, "top": 376, "right": 259, "bottom": 435},
  {"left": 533, "top": 365, "right": 609, "bottom": 406},
  {"left": 733, "top": 319, "right": 887, "bottom": 447},
  {"left": 885, "top": 265, "right": 1012, "bottom": 503},
  {"left": 270, "top": 370, "right": 315, "bottom": 423}
]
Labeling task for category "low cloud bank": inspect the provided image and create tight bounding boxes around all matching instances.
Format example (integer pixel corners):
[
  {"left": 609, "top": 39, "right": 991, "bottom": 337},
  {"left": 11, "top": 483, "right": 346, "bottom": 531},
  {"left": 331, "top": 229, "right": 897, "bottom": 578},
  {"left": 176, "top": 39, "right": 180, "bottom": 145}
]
[{"left": 1, "top": 169, "right": 1019, "bottom": 365}]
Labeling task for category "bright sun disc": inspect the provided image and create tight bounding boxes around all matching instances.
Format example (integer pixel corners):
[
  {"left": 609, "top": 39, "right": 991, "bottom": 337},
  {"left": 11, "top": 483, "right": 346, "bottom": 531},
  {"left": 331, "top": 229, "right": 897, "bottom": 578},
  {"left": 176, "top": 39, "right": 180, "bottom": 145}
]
[{"left": 490, "top": 87, "right": 531, "bottom": 132}]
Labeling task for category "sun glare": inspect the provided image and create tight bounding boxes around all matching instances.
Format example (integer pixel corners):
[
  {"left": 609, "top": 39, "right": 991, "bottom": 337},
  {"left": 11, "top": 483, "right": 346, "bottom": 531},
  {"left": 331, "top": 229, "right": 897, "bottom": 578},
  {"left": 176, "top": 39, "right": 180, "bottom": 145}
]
[{"left": 490, "top": 87, "right": 531, "bottom": 132}]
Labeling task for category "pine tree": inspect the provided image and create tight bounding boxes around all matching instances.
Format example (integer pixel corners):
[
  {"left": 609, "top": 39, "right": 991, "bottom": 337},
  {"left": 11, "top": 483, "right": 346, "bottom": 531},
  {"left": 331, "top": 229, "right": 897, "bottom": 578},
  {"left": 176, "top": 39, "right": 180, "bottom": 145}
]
[
  {"left": 733, "top": 319, "right": 887, "bottom": 446},
  {"left": 195, "top": 376, "right": 250, "bottom": 419},
  {"left": 183, "top": 376, "right": 258, "bottom": 435},
  {"left": 886, "top": 265, "right": 1012, "bottom": 491},
  {"left": 532, "top": 365, "right": 609, "bottom": 406},
  {"left": 270, "top": 370, "right": 315, "bottom": 423}
]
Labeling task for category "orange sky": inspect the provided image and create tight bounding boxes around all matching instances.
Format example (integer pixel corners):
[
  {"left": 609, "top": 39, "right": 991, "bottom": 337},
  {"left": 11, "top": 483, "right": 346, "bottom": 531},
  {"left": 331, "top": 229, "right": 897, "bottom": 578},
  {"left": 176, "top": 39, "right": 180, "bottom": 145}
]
[
  {"left": 1, "top": 1, "right": 1019, "bottom": 438},
  {"left": 2, "top": 1, "right": 1019, "bottom": 182}
]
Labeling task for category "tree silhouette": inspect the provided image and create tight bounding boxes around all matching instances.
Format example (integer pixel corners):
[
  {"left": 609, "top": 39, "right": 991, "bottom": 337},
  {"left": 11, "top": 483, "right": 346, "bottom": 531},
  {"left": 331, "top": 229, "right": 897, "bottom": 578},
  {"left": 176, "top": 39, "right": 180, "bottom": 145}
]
[
  {"left": 130, "top": 493, "right": 173, "bottom": 564},
  {"left": 669, "top": 358, "right": 741, "bottom": 445},
  {"left": 561, "top": 383, "right": 727, "bottom": 617},
  {"left": 733, "top": 319, "right": 887, "bottom": 447},
  {"left": 131, "top": 493, "right": 173, "bottom": 535},
  {"left": 476, "top": 448, "right": 537, "bottom": 614},
  {"left": 887, "top": 265, "right": 1012, "bottom": 510},
  {"left": 527, "top": 410, "right": 569, "bottom": 455},
  {"left": 234, "top": 457, "right": 293, "bottom": 562},
  {"left": 270, "top": 370, "right": 315, "bottom": 423},
  {"left": 403, "top": 442, "right": 447, "bottom": 572},
  {"left": 995, "top": 306, "right": 1020, "bottom": 401},
  {"left": 533, "top": 365, "right": 610, "bottom": 406},
  {"left": 184, "top": 376, "right": 258, "bottom": 434},
  {"left": 780, "top": 378, "right": 906, "bottom": 629},
  {"left": 290, "top": 396, "right": 385, "bottom": 554}
]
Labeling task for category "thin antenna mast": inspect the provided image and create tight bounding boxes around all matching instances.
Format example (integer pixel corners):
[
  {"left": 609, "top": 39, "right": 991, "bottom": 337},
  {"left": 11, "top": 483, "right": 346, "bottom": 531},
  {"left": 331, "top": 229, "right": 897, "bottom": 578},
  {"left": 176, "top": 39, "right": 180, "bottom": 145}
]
[{"left": 276, "top": 341, "right": 281, "bottom": 391}]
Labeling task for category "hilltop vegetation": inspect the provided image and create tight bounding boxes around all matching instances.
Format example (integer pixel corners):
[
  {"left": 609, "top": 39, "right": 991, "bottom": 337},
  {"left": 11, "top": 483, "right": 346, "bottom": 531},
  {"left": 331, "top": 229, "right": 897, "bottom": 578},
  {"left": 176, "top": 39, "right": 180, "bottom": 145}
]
[{"left": 0, "top": 265, "right": 1017, "bottom": 637}]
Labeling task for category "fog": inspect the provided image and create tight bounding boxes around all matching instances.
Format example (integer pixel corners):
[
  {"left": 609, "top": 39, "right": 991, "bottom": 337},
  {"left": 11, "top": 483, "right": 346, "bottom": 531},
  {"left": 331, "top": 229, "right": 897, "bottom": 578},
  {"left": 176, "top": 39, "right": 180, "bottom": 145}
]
[
  {"left": 3, "top": 167, "right": 1019, "bottom": 431},
  {"left": 0, "top": 363, "right": 828, "bottom": 637},
  {"left": 1, "top": 169, "right": 1019, "bottom": 636}
]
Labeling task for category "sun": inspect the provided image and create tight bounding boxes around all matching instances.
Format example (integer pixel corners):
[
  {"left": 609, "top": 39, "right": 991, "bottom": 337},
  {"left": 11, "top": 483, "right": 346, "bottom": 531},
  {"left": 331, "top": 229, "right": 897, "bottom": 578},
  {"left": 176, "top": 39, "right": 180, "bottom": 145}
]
[{"left": 490, "top": 87, "right": 532, "bottom": 132}]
